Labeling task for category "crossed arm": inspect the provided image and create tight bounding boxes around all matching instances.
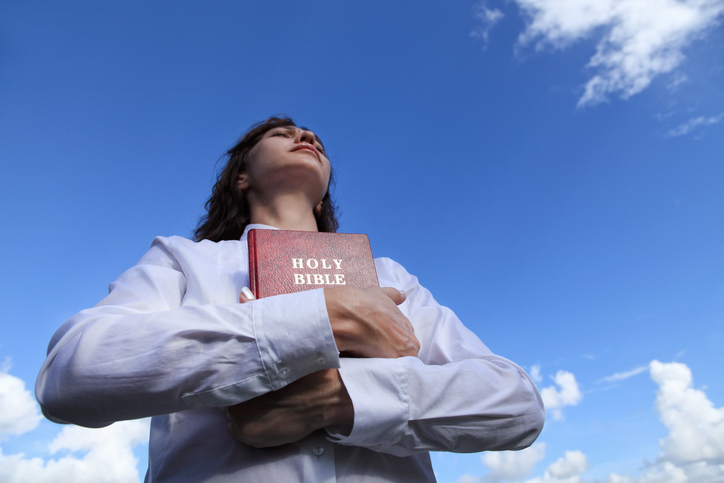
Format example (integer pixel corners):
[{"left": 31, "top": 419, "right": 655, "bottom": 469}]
[
  {"left": 36, "top": 237, "right": 543, "bottom": 454},
  {"left": 226, "top": 286, "right": 420, "bottom": 448}
]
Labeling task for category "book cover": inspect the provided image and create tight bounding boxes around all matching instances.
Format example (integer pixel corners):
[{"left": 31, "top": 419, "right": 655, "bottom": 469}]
[{"left": 248, "top": 229, "right": 379, "bottom": 299}]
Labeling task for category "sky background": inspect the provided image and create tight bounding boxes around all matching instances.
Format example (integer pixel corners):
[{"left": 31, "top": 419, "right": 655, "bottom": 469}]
[{"left": 1, "top": 1, "right": 723, "bottom": 482}]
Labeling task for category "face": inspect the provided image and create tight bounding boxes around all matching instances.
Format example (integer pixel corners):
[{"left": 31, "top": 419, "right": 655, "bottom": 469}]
[{"left": 238, "top": 125, "right": 331, "bottom": 204}]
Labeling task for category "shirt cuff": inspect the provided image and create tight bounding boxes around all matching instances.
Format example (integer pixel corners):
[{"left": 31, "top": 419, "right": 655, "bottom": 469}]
[
  {"left": 327, "top": 357, "right": 409, "bottom": 447},
  {"left": 254, "top": 288, "right": 340, "bottom": 391}
]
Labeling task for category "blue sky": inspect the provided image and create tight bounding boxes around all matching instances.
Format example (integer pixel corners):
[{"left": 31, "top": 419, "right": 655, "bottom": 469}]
[{"left": 1, "top": 1, "right": 723, "bottom": 482}]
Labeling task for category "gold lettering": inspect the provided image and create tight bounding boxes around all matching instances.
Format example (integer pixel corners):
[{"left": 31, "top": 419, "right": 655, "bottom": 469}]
[
  {"left": 333, "top": 259, "right": 342, "bottom": 270},
  {"left": 335, "top": 274, "right": 345, "bottom": 285},
  {"left": 313, "top": 274, "right": 324, "bottom": 284},
  {"left": 294, "top": 274, "right": 305, "bottom": 285},
  {"left": 307, "top": 259, "right": 319, "bottom": 269},
  {"left": 324, "top": 274, "right": 333, "bottom": 284},
  {"left": 305, "top": 274, "right": 312, "bottom": 284},
  {"left": 292, "top": 258, "right": 303, "bottom": 269},
  {"left": 321, "top": 259, "right": 332, "bottom": 269}
]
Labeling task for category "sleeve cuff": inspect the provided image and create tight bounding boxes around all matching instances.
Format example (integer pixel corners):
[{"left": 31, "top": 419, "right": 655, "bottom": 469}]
[
  {"left": 327, "top": 357, "right": 409, "bottom": 447},
  {"left": 254, "top": 288, "right": 340, "bottom": 390}
]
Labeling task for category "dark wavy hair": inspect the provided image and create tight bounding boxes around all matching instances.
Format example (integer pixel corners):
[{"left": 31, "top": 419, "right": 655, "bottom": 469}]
[{"left": 194, "top": 116, "right": 338, "bottom": 242}]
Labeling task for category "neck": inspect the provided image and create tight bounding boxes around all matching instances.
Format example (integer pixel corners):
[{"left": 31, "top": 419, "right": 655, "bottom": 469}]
[{"left": 247, "top": 192, "right": 319, "bottom": 232}]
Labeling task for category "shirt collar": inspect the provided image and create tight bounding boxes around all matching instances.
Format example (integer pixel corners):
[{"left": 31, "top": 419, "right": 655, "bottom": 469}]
[{"left": 240, "top": 223, "right": 279, "bottom": 242}]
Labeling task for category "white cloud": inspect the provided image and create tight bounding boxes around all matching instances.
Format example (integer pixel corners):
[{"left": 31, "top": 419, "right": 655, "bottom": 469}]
[
  {"left": 462, "top": 361, "right": 724, "bottom": 483},
  {"left": 604, "top": 362, "right": 724, "bottom": 481},
  {"left": 540, "top": 371, "right": 582, "bottom": 421},
  {"left": 508, "top": 0, "right": 724, "bottom": 106},
  {"left": 530, "top": 364, "right": 543, "bottom": 384},
  {"left": 0, "top": 419, "right": 150, "bottom": 483},
  {"left": 525, "top": 450, "right": 588, "bottom": 483},
  {"left": 650, "top": 360, "right": 724, "bottom": 465},
  {"left": 0, "top": 366, "right": 149, "bottom": 483},
  {"left": 0, "top": 364, "right": 42, "bottom": 440},
  {"left": 599, "top": 365, "right": 648, "bottom": 383},
  {"left": 459, "top": 474, "right": 482, "bottom": 483},
  {"left": 603, "top": 361, "right": 724, "bottom": 481},
  {"left": 480, "top": 443, "right": 546, "bottom": 482},
  {"left": 471, "top": 0, "right": 505, "bottom": 47},
  {"left": 666, "top": 112, "right": 724, "bottom": 136},
  {"left": 547, "top": 451, "right": 587, "bottom": 479}
]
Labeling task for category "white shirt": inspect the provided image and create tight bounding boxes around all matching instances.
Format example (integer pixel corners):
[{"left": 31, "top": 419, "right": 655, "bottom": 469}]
[{"left": 36, "top": 224, "right": 544, "bottom": 482}]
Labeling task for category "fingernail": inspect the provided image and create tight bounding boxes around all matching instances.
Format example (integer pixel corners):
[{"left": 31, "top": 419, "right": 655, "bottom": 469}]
[
  {"left": 398, "top": 289, "right": 406, "bottom": 297},
  {"left": 241, "top": 286, "right": 256, "bottom": 301}
]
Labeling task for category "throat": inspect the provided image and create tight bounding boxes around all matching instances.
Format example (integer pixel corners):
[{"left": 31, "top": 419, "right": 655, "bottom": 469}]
[{"left": 247, "top": 193, "right": 320, "bottom": 232}]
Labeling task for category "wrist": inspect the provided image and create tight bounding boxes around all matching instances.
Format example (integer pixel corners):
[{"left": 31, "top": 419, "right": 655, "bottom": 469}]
[{"left": 321, "top": 369, "right": 354, "bottom": 429}]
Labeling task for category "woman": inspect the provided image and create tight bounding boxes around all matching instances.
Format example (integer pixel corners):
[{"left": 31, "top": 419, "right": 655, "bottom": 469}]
[{"left": 37, "top": 117, "right": 544, "bottom": 482}]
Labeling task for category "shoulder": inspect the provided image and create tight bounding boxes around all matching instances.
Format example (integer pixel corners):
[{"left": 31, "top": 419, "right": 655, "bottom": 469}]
[
  {"left": 140, "top": 236, "right": 224, "bottom": 264},
  {"left": 147, "top": 235, "right": 215, "bottom": 252}
]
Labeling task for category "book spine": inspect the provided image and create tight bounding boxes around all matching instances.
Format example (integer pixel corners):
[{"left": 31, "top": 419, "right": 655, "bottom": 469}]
[{"left": 248, "top": 229, "right": 259, "bottom": 298}]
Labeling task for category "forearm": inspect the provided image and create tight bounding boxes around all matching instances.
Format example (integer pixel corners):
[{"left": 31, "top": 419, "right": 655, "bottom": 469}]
[
  {"left": 329, "top": 355, "right": 544, "bottom": 456},
  {"left": 37, "top": 290, "right": 339, "bottom": 427},
  {"left": 339, "top": 257, "right": 545, "bottom": 456}
]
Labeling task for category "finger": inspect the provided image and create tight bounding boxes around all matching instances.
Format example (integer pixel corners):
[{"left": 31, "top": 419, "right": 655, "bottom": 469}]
[
  {"left": 379, "top": 287, "right": 406, "bottom": 305},
  {"left": 239, "top": 286, "right": 256, "bottom": 303}
]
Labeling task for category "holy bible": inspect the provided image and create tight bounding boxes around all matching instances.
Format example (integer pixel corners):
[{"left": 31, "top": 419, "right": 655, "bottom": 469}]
[{"left": 247, "top": 229, "right": 380, "bottom": 299}]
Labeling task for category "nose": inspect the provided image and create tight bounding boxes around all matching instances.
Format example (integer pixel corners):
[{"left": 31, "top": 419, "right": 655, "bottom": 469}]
[{"left": 296, "top": 129, "right": 316, "bottom": 145}]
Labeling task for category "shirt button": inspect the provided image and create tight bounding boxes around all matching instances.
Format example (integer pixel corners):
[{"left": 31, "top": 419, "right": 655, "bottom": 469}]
[
  {"left": 312, "top": 444, "right": 325, "bottom": 456},
  {"left": 279, "top": 367, "right": 290, "bottom": 378},
  {"left": 316, "top": 356, "right": 326, "bottom": 365}
]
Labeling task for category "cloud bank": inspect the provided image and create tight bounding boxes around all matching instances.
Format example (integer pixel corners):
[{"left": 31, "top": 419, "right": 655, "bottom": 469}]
[
  {"left": 477, "top": 0, "right": 724, "bottom": 106},
  {"left": 466, "top": 360, "right": 724, "bottom": 483},
  {"left": 0, "top": 365, "right": 149, "bottom": 483},
  {"left": 0, "top": 420, "right": 149, "bottom": 483}
]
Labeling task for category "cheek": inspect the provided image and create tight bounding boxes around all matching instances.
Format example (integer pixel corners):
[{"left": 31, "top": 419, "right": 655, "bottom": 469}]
[{"left": 244, "top": 147, "right": 269, "bottom": 181}]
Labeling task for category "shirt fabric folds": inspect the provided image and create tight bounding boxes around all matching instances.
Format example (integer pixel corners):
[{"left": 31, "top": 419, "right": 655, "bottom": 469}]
[{"left": 36, "top": 224, "right": 544, "bottom": 482}]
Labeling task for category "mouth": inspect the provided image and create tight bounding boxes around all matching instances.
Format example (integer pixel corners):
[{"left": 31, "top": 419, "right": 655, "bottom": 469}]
[{"left": 292, "top": 144, "right": 320, "bottom": 161}]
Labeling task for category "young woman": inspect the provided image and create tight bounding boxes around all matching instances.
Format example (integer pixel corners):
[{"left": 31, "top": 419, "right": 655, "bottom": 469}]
[{"left": 37, "top": 117, "right": 544, "bottom": 482}]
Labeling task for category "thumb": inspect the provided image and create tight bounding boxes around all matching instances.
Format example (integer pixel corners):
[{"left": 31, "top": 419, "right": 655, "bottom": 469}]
[
  {"left": 239, "top": 286, "right": 256, "bottom": 303},
  {"left": 380, "top": 287, "right": 406, "bottom": 306}
]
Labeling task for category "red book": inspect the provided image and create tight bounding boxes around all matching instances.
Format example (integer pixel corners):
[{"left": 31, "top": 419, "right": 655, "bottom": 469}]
[{"left": 248, "top": 229, "right": 379, "bottom": 299}]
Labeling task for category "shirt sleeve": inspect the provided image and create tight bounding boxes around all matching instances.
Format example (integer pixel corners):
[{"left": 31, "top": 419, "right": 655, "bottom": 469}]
[
  {"left": 35, "top": 236, "right": 340, "bottom": 428},
  {"left": 326, "top": 257, "right": 544, "bottom": 456}
]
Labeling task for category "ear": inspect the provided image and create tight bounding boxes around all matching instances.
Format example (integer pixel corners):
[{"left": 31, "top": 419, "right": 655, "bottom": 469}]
[
  {"left": 314, "top": 201, "right": 323, "bottom": 218},
  {"left": 236, "top": 173, "right": 250, "bottom": 191}
]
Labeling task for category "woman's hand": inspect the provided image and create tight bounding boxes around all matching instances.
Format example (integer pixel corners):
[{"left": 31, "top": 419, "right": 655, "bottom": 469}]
[
  {"left": 240, "top": 285, "right": 420, "bottom": 359},
  {"left": 324, "top": 286, "right": 420, "bottom": 359},
  {"left": 225, "top": 368, "right": 353, "bottom": 448}
]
